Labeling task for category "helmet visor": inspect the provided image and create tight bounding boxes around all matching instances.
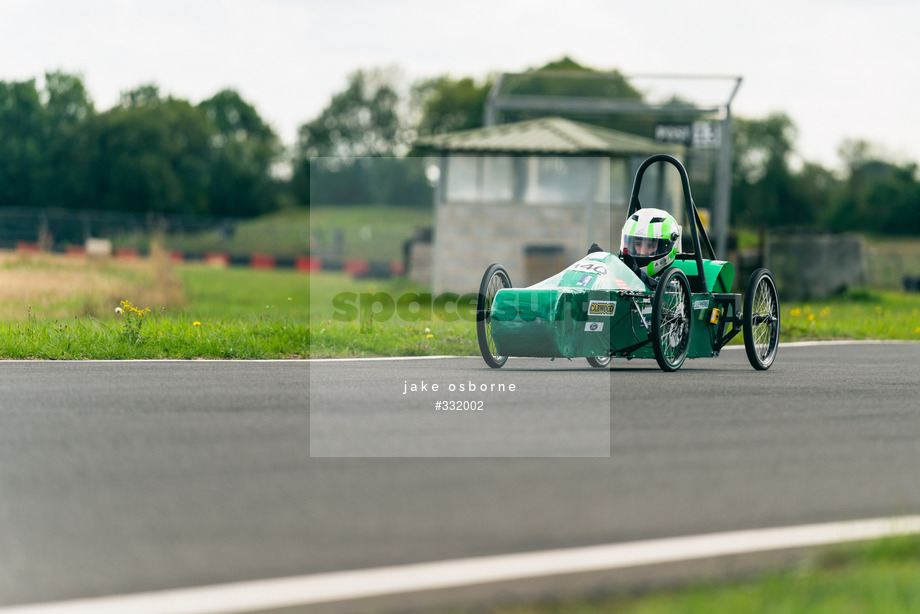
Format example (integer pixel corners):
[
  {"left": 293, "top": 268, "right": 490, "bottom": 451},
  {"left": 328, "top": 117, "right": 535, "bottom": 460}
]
[
  {"left": 627, "top": 236, "right": 660, "bottom": 257},
  {"left": 622, "top": 234, "right": 674, "bottom": 260}
]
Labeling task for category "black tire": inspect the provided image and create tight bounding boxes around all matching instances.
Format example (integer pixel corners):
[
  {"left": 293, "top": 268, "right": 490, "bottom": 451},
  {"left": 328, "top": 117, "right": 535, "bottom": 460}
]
[
  {"left": 586, "top": 356, "right": 611, "bottom": 368},
  {"left": 476, "top": 264, "right": 512, "bottom": 368},
  {"left": 743, "top": 268, "right": 780, "bottom": 370},
  {"left": 651, "top": 268, "right": 692, "bottom": 372}
]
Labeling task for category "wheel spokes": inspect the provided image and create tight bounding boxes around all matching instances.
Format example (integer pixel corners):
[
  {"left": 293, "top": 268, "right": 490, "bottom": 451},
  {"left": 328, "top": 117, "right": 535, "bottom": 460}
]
[
  {"left": 750, "top": 279, "right": 777, "bottom": 358},
  {"left": 659, "top": 280, "right": 688, "bottom": 363}
]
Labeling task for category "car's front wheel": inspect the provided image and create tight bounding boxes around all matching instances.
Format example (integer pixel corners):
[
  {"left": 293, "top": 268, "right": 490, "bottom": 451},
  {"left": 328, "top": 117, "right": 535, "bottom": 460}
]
[{"left": 651, "top": 267, "right": 692, "bottom": 372}]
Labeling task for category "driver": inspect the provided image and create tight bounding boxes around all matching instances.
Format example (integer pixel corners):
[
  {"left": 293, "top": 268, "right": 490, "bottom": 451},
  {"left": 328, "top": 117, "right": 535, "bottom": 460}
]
[{"left": 618, "top": 208, "right": 682, "bottom": 289}]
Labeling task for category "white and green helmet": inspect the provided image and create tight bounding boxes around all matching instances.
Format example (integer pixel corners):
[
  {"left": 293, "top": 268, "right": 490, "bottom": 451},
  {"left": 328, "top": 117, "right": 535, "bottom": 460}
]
[{"left": 620, "top": 208, "right": 682, "bottom": 276}]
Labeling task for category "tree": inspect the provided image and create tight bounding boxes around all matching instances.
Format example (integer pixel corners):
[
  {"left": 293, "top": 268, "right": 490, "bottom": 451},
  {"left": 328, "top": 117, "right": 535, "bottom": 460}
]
[
  {"left": 826, "top": 140, "right": 920, "bottom": 234},
  {"left": 198, "top": 89, "right": 283, "bottom": 216},
  {"left": 1, "top": 73, "right": 288, "bottom": 219},
  {"left": 85, "top": 85, "right": 283, "bottom": 218},
  {"left": 292, "top": 68, "right": 414, "bottom": 205},
  {"left": 44, "top": 71, "right": 93, "bottom": 127},
  {"left": 492, "top": 57, "right": 662, "bottom": 137},
  {"left": 793, "top": 161, "right": 837, "bottom": 231},
  {"left": 297, "top": 68, "right": 409, "bottom": 160},
  {"left": 40, "top": 71, "right": 96, "bottom": 209},
  {"left": 506, "top": 56, "right": 640, "bottom": 99},
  {"left": 413, "top": 75, "right": 493, "bottom": 137},
  {"left": 412, "top": 57, "right": 636, "bottom": 140},
  {"left": 0, "top": 79, "right": 45, "bottom": 207},
  {"left": 731, "top": 112, "right": 813, "bottom": 228},
  {"left": 89, "top": 85, "right": 212, "bottom": 215}
]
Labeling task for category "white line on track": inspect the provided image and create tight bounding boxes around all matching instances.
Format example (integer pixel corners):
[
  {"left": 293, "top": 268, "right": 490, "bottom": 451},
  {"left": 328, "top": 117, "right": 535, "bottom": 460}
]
[
  {"left": 0, "top": 341, "right": 910, "bottom": 365},
  {"left": 0, "top": 359, "right": 308, "bottom": 363},
  {"left": 3, "top": 516, "right": 920, "bottom": 614},
  {"left": 306, "top": 340, "right": 917, "bottom": 362},
  {"left": 778, "top": 339, "right": 916, "bottom": 348},
  {"left": 308, "top": 355, "right": 476, "bottom": 362}
]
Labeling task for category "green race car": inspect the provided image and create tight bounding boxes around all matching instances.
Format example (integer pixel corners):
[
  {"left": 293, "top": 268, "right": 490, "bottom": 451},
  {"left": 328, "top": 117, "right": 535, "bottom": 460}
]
[{"left": 476, "top": 154, "right": 780, "bottom": 372}]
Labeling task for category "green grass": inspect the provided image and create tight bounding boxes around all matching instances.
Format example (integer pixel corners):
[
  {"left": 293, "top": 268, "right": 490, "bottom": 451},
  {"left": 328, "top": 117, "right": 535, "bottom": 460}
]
[
  {"left": 2, "top": 249, "right": 917, "bottom": 360},
  {"left": 177, "top": 264, "right": 310, "bottom": 322},
  {"left": 308, "top": 271, "right": 474, "bottom": 358},
  {"left": 0, "top": 312, "right": 307, "bottom": 359},
  {"left": 441, "top": 535, "right": 920, "bottom": 614},
  {"left": 307, "top": 271, "right": 920, "bottom": 358},
  {"left": 782, "top": 288, "right": 920, "bottom": 342},
  {"left": 0, "top": 258, "right": 311, "bottom": 360},
  {"left": 163, "top": 208, "right": 311, "bottom": 258},
  {"left": 161, "top": 204, "right": 432, "bottom": 261},
  {"left": 308, "top": 203, "right": 432, "bottom": 262}
]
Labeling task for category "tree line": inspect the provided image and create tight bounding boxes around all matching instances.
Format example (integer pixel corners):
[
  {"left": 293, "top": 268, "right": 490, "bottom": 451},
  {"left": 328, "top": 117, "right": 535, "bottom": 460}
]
[
  {"left": 2, "top": 61, "right": 919, "bottom": 236},
  {"left": 731, "top": 115, "right": 920, "bottom": 235},
  {"left": 0, "top": 72, "right": 282, "bottom": 218},
  {"left": 293, "top": 57, "right": 920, "bottom": 236}
]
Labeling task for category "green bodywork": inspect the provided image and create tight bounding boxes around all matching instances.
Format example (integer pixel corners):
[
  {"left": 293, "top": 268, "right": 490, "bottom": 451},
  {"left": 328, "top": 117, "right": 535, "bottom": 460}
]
[{"left": 489, "top": 252, "right": 737, "bottom": 360}]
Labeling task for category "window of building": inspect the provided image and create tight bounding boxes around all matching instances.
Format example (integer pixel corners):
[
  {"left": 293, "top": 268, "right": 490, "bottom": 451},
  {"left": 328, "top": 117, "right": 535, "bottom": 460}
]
[
  {"left": 444, "top": 156, "right": 513, "bottom": 202},
  {"left": 522, "top": 156, "right": 609, "bottom": 206}
]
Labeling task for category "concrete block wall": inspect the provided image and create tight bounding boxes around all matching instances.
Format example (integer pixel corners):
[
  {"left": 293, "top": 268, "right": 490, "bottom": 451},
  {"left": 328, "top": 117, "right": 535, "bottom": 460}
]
[
  {"left": 433, "top": 202, "right": 622, "bottom": 294},
  {"left": 766, "top": 232, "right": 866, "bottom": 301},
  {"left": 408, "top": 243, "right": 432, "bottom": 286}
]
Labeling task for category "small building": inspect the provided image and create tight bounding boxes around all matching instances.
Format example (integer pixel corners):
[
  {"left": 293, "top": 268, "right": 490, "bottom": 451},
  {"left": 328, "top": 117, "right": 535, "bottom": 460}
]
[{"left": 414, "top": 116, "right": 682, "bottom": 294}]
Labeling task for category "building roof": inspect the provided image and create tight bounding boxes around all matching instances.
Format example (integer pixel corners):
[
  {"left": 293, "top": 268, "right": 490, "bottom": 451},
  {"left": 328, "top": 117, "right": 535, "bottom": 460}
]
[{"left": 414, "top": 116, "right": 674, "bottom": 155}]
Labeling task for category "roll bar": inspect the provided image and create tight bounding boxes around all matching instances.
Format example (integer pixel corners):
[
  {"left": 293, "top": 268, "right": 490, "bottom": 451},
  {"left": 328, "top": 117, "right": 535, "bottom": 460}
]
[{"left": 625, "top": 154, "right": 716, "bottom": 292}]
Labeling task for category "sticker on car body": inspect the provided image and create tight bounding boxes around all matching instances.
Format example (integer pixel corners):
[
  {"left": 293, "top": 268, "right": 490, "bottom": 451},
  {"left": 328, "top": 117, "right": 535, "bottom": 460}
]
[
  {"left": 587, "top": 300, "right": 617, "bottom": 316},
  {"left": 568, "top": 262, "right": 608, "bottom": 275}
]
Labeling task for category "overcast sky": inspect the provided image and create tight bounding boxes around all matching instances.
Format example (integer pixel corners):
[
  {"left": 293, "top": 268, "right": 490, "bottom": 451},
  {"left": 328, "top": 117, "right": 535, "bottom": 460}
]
[{"left": 1, "top": 0, "right": 917, "bottom": 170}]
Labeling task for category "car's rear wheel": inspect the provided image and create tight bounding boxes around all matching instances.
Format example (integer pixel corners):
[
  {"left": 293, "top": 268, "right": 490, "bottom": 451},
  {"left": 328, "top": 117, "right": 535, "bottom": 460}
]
[
  {"left": 743, "top": 268, "right": 780, "bottom": 370},
  {"left": 476, "top": 264, "right": 511, "bottom": 368},
  {"left": 651, "top": 268, "right": 692, "bottom": 372},
  {"left": 586, "top": 355, "right": 611, "bottom": 368}
]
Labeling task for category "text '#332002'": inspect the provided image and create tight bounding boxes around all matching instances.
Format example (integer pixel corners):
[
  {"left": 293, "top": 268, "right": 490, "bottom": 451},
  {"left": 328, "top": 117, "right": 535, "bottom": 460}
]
[{"left": 435, "top": 401, "right": 484, "bottom": 411}]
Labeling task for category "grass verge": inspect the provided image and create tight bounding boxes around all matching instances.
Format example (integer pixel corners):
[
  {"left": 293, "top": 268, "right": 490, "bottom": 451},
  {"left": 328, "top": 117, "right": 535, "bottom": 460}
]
[
  {"left": 782, "top": 288, "right": 920, "bottom": 342},
  {"left": 309, "top": 273, "right": 920, "bottom": 358},
  {"left": 308, "top": 271, "right": 472, "bottom": 358},
  {"left": 0, "top": 248, "right": 185, "bottom": 320},
  {"left": 439, "top": 535, "right": 920, "bottom": 614},
  {"left": 2, "top": 254, "right": 917, "bottom": 359},
  {"left": 0, "top": 253, "right": 309, "bottom": 359},
  {"left": 0, "top": 313, "right": 307, "bottom": 359}
]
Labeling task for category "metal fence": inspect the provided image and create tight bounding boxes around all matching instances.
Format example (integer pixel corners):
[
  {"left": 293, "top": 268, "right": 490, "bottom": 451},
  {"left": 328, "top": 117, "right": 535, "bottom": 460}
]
[{"left": 0, "top": 206, "right": 233, "bottom": 253}]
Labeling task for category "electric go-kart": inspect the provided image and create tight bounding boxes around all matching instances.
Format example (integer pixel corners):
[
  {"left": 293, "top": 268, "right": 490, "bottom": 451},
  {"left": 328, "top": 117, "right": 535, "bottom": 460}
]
[{"left": 476, "top": 154, "right": 780, "bottom": 372}]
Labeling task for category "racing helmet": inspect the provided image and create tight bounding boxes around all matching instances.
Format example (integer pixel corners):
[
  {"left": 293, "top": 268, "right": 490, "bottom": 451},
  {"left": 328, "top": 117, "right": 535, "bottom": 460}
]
[{"left": 620, "top": 208, "right": 682, "bottom": 276}]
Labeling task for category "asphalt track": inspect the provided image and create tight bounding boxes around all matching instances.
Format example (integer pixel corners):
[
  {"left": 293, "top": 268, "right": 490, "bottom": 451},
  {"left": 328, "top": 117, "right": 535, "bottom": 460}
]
[{"left": 2, "top": 343, "right": 920, "bottom": 611}]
